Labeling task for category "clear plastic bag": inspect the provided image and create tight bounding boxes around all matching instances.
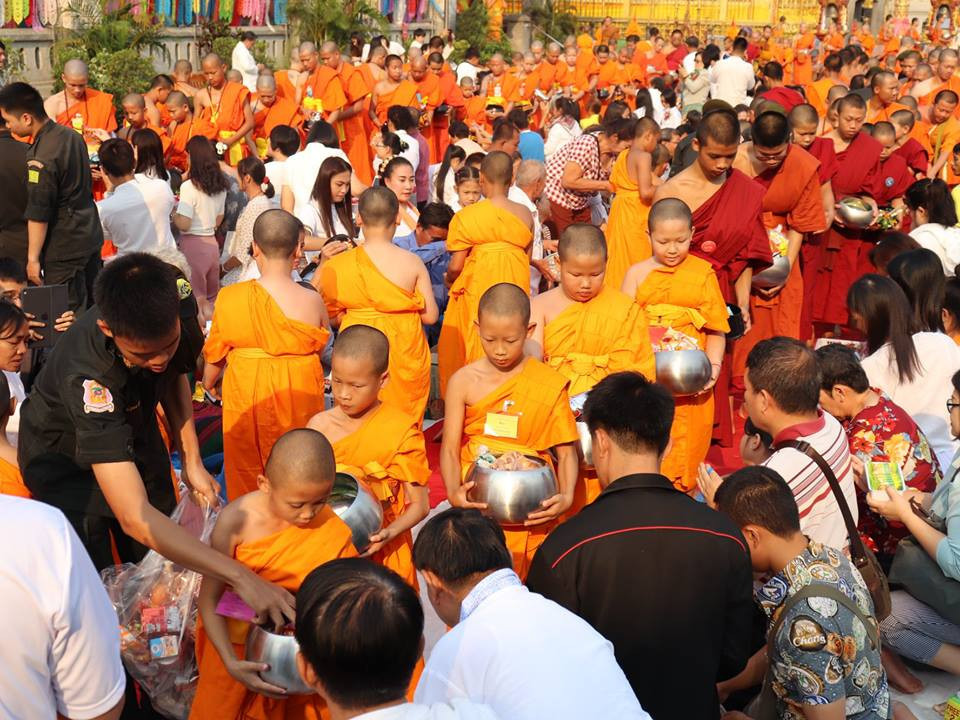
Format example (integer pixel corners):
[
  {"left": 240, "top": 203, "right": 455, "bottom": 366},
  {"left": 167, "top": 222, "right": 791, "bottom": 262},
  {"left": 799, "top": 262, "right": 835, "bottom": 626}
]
[{"left": 101, "top": 495, "right": 218, "bottom": 719}]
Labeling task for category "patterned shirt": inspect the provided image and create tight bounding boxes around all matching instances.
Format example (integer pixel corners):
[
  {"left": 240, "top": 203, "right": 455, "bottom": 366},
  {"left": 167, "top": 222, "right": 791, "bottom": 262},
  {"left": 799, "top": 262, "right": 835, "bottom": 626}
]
[
  {"left": 843, "top": 390, "right": 942, "bottom": 558},
  {"left": 544, "top": 133, "right": 603, "bottom": 211},
  {"left": 757, "top": 541, "right": 890, "bottom": 720}
]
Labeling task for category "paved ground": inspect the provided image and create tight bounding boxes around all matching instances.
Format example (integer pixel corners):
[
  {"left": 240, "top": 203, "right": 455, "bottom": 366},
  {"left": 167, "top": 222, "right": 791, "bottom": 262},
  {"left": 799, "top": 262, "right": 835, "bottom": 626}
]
[{"left": 891, "top": 668, "right": 959, "bottom": 718}]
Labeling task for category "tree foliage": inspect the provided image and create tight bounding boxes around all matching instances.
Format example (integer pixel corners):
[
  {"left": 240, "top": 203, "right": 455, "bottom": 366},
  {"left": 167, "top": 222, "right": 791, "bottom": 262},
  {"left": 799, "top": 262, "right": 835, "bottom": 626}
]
[
  {"left": 287, "top": 0, "right": 387, "bottom": 48},
  {"left": 450, "top": 0, "right": 513, "bottom": 63},
  {"left": 525, "top": 0, "right": 576, "bottom": 44}
]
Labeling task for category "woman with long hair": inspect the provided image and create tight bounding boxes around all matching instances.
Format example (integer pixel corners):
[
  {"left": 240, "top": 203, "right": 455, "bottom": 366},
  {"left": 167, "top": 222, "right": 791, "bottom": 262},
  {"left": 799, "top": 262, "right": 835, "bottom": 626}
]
[
  {"left": 221, "top": 157, "right": 276, "bottom": 286},
  {"left": 906, "top": 178, "right": 960, "bottom": 274},
  {"left": 174, "top": 136, "right": 229, "bottom": 318},
  {"left": 888, "top": 248, "right": 947, "bottom": 332},
  {"left": 382, "top": 157, "right": 419, "bottom": 242},
  {"left": 433, "top": 144, "right": 465, "bottom": 204},
  {"left": 131, "top": 128, "right": 169, "bottom": 183},
  {"left": 543, "top": 97, "right": 582, "bottom": 158},
  {"left": 848, "top": 274, "right": 960, "bottom": 468},
  {"left": 633, "top": 88, "right": 656, "bottom": 122},
  {"left": 944, "top": 275, "right": 960, "bottom": 345},
  {"left": 300, "top": 156, "right": 356, "bottom": 261}
]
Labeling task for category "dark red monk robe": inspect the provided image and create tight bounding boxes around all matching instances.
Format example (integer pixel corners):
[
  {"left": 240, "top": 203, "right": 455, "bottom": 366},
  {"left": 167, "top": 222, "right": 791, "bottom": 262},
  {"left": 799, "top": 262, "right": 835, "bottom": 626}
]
[
  {"left": 799, "top": 137, "right": 839, "bottom": 340},
  {"left": 892, "top": 137, "right": 929, "bottom": 176}
]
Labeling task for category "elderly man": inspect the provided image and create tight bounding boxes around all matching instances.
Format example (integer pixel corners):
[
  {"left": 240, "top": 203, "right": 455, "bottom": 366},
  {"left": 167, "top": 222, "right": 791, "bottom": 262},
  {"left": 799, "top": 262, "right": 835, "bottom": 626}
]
[
  {"left": 510, "top": 159, "right": 550, "bottom": 293},
  {"left": 248, "top": 74, "right": 301, "bottom": 160},
  {"left": 414, "top": 507, "right": 652, "bottom": 720},
  {"left": 231, "top": 30, "right": 261, "bottom": 92},
  {"left": 527, "top": 372, "right": 753, "bottom": 720},
  {"left": 44, "top": 58, "right": 117, "bottom": 135}
]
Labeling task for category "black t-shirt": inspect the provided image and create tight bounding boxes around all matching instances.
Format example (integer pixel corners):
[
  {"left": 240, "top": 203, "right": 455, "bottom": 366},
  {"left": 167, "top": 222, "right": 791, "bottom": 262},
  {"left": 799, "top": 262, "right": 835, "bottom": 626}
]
[
  {"left": 0, "top": 129, "right": 28, "bottom": 264},
  {"left": 19, "top": 278, "right": 203, "bottom": 518}
]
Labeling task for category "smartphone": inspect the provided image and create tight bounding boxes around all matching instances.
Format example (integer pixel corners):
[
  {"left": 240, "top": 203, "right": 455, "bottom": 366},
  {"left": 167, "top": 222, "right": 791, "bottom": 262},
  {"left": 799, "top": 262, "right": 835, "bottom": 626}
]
[{"left": 22, "top": 284, "right": 69, "bottom": 349}]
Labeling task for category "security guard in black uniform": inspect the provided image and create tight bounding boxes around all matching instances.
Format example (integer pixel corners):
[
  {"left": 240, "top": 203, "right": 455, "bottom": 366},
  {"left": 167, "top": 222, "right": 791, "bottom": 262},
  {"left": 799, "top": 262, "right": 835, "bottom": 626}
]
[
  {"left": 0, "top": 81, "right": 102, "bottom": 308},
  {"left": 18, "top": 253, "right": 295, "bottom": 625}
]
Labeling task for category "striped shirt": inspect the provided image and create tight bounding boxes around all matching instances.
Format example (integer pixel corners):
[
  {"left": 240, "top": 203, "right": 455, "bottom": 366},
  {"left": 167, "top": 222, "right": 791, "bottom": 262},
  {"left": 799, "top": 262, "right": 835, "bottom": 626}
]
[{"left": 763, "top": 412, "right": 858, "bottom": 550}]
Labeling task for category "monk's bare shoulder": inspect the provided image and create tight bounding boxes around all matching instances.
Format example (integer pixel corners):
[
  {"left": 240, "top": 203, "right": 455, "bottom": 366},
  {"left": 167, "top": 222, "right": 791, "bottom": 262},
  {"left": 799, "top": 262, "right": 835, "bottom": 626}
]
[
  {"left": 490, "top": 196, "right": 534, "bottom": 230},
  {"left": 531, "top": 285, "right": 570, "bottom": 324},
  {"left": 653, "top": 172, "right": 688, "bottom": 202},
  {"left": 622, "top": 257, "right": 657, "bottom": 295},
  {"left": 217, "top": 491, "right": 272, "bottom": 547},
  {"left": 43, "top": 93, "right": 65, "bottom": 118},
  {"left": 306, "top": 409, "right": 336, "bottom": 435}
]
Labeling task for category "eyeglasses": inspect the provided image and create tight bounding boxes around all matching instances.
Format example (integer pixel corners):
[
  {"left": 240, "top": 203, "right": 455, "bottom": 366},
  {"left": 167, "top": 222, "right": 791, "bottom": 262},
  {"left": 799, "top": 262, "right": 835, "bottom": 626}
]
[{"left": 947, "top": 400, "right": 960, "bottom": 412}]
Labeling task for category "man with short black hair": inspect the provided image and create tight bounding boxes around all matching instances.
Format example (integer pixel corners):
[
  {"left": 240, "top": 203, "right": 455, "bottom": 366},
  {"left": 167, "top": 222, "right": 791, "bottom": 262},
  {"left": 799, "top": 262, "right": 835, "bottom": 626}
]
[
  {"left": 528, "top": 371, "right": 753, "bottom": 720},
  {"left": 456, "top": 46, "right": 483, "bottom": 84},
  {"left": 414, "top": 507, "right": 651, "bottom": 719},
  {"left": 295, "top": 558, "right": 497, "bottom": 719},
  {"left": 714, "top": 466, "right": 891, "bottom": 719},
  {"left": 710, "top": 36, "right": 755, "bottom": 106},
  {"left": 394, "top": 202, "right": 454, "bottom": 326}
]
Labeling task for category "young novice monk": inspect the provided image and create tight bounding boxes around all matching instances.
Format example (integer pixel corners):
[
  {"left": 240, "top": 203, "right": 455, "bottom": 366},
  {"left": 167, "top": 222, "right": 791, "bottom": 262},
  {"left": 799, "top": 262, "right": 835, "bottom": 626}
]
[
  {"left": 320, "top": 187, "right": 438, "bottom": 422},
  {"left": 306, "top": 325, "right": 430, "bottom": 588},
  {"left": 437, "top": 151, "right": 534, "bottom": 394},
  {"left": 441, "top": 282, "right": 578, "bottom": 579},
  {"left": 622, "top": 198, "right": 729, "bottom": 494},
  {"left": 191, "top": 428, "right": 357, "bottom": 719},
  {"left": 530, "top": 224, "right": 655, "bottom": 506},
  {"left": 165, "top": 90, "right": 216, "bottom": 173},
  {"left": 204, "top": 210, "right": 330, "bottom": 500}
]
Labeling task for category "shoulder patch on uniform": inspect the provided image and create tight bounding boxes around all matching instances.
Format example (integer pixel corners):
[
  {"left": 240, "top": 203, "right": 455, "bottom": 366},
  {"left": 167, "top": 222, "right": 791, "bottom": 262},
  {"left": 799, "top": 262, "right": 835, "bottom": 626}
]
[
  {"left": 82, "top": 379, "right": 115, "bottom": 413},
  {"left": 176, "top": 277, "right": 193, "bottom": 300},
  {"left": 26, "top": 160, "right": 44, "bottom": 169}
]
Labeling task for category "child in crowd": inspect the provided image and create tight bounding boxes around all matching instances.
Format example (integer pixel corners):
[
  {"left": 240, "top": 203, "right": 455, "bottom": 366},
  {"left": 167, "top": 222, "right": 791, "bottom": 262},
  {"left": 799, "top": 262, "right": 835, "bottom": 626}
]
[
  {"left": 739, "top": 417, "right": 773, "bottom": 466},
  {"left": 450, "top": 165, "right": 482, "bottom": 213}
]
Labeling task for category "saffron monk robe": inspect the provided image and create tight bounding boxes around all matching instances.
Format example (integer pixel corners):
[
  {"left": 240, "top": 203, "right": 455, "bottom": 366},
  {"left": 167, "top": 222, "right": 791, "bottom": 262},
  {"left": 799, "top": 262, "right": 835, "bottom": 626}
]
[
  {"left": 249, "top": 75, "right": 303, "bottom": 161},
  {"left": 323, "top": 41, "right": 374, "bottom": 185},
  {"left": 117, "top": 93, "right": 171, "bottom": 154},
  {"left": 437, "top": 152, "right": 533, "bottom": 395},
  {"left": 299, "top": 41, "right": 348, "bottom": 131},
  {"left": 731, "top": 111, "right": 827, "bottom": 392},
  {"left": 871, "top": 122, "right": 917, "bottom": 207},
  {"left": 319, "top": 187, "right": 439, "bottom": 422},
  {"left": 195, "top": 53, "right": 255, "bottom": 167},
  {"left": 44, "top": 58, "right": 118, "bottom": 136},
  {"left": 622, "top": 199, "right": 729, "bottom": 494},
  {"left": 604, "top": 117, "right": 661, "bottom": 289},
  {"left": 164, "top": 91, "right": 217, "bottom": 173},
  {"left": 190, "top": 429, "right": 356, "bottom": 720},
  {"left": 203, "top": 211, "right": 330, "bottom": 501},
  {"left": 654, "top": 108, "right": 770, "bottom": 446},
  {"left": 530, "top": 224, "right": 654, "bottom": 508},
  {"left": 441, "top": 283, "right": 579, "bottom": 580},
  {"left": 409, "top": 56, "right": 443, "bottom": 164},
  {"left": 429, "top": 51, "right": 465, "bottom": 162},
  {"left": 307, "top": 325, "right": 430, "bottom": 590},
  {"left": 371, "top": 54, "right": 419, "bottom": 126}
]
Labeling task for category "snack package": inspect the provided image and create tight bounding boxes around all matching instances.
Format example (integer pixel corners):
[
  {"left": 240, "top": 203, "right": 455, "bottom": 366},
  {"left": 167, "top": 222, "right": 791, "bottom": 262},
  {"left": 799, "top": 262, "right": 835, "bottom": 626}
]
[
  {"left": 101, "top": 495, "right": 218, "bottom": 719},
  {"left": 865, "top": 460, "right": 906, "bottom": 503}
]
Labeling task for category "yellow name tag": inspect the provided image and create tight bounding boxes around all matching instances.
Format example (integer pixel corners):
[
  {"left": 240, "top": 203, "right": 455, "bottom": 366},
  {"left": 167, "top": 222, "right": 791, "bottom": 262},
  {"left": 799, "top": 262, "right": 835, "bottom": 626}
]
[
  {"left": 484, "top": 412, "right": 519, "bottom": 439},
  {"left": 28, "top": 169, "right": 39, "bottom": 184}
]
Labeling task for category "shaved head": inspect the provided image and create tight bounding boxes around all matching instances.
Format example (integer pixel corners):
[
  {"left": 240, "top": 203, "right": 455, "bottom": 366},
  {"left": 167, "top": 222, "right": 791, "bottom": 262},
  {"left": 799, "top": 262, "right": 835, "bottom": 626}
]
[
  {"left": 264, "top": 428, "right": 335, "bottom": 488},
  {"left": 515, "top": 159, "right": 546, "bottom": 188},
  {"left": 299, "top": 41, "right": 318, "bottom": 54},
  {"left": 559, "top": 223, "right": 607, "bottom": 261},
  {"left": 788, "top": 103, "right": 819, "bottom": 127},
  {"left": 548, "top": 42, "right": 562, "bottom": 52},
  {"left": 257, "top": 74, "right": 277, "bottom": 91},
  {"left": 358, "top": 186, "right": 400, "bottom": 228},
  {"left": 63, "top": 58, "right": 89, "bottom": 78},
  {"left": 870, "top": 69, "right": 896, "bottom": 90},
  {"left": 752, "top": 111, "right": 789, "bottom": 148},
  {"left": 122, "top": 93, "right": 146, "bottom": 109},
  {"left": 696, "top": 110, "right": 739, "bottom": 145},
  {"left": 369, "top": 45, "right": 387, "bottom": 61},
  {"left": 826, "top": 85, "right": 847, "bottom": 104},
  {"left": 166, "top": 90, "right": 189, "bottom": 107},
  {"left": 648, "top": 197, "right": 693, "bottom": 233},
  {"left": 320, "top": 40, "right": 339, "bottom": 54},
  {"left": 890, "top": 109, "right": 915, "bottom": 130},
  {"left": 478, "top": 282, "right": 530, "bottom": 326},
  {"left": 332, "top": 324, "right": 389, "bottom": 375},
  {"left": 202, "top": 53, "right": 225, "bottom": 68},
  {"left": 253, "top": 209, "right": 301, "bottom": 259},
  {"left": 174, "top": 59, "right": 192, "bottom": 74},
  {"left": 837, "top": 92, "right": 867, "bottom": 113},
  {"left": 411, "top": 57, "right": 427, "bottom": 72},
  {"left": 871, "top": 121, "right": 896, "bottom": 141},
  {"left": 480, "top": 150, "right": 514, "bottom": 186},
  {"left": 636, "top": 116, "right": 660, "bottom": 137}
]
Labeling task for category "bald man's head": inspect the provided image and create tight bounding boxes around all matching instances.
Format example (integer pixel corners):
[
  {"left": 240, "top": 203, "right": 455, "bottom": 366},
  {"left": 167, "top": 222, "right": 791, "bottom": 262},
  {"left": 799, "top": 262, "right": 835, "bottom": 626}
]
[
  {"left": 480, "top": 150, "right": 513, "bottom": 187},
  {"left": 257, "top": 74, "right": 277, "bottom": 91},
  {"left": 332, "top": 324, "right": 390, "bottom": 376},
  {"left": 477, "top": 282, "right": 531, "bottom": 326},
  {"left": 253, "top": 209, "right": 302, "bottom": 259},
  {"left": 63, "top": 58, "right": 89, "bottom": 78},
  {"left": 559, "top": 223, "right": 607, "bottom": 261},
  {"left": 648, "top": 197, "right": 693, "bottom": 233},
  {"left": 299, "top": 41, "right": 318, "bottom": 54},
  {"left": 788, "top": 103, "right": 819, "bottom": 128},
  {"left": 410, "top": 56, "right": 428, "bottom": 81},
  {"left": 263, "top": 428, "right": 335, "bottom": 489},
  {"left": 358, "top": 186, "right": 400, "bottom": 229},
  {"left": 122, "top": 93, "right": 146, "bottom": 109},
  {"left": 752, "top": 110, "right": 789, "bottom": 149},
  {"left": 166, "top": 90, "right": 189, "bottom": 108}
]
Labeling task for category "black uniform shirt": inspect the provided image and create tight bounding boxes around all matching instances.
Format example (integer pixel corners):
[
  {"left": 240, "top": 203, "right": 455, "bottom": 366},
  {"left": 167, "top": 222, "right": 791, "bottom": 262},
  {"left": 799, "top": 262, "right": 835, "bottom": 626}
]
[
  {"left": 23, "top": 120, "right": 103, "bottom": 262},
  {"left": 0, "top": 128, "right": 28, "bottom": 263}
]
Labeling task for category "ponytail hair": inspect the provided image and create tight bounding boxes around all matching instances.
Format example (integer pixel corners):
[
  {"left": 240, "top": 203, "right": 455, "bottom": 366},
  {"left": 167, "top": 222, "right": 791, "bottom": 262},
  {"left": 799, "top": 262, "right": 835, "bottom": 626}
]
[
  {"left": 435, "top": 144, "right": 466, "bottom": 204},
  {"left": 454, "top": 165, "right": 480, "bottom": 186},
  {"left": 237, "top": 156, "right": 275, "bottom": 199},
  {"left": 905, "top": 178, "right": 959, "bottom": 227},
  {"left": 379, "top": 124, "right": 408, "bottom": 154}
]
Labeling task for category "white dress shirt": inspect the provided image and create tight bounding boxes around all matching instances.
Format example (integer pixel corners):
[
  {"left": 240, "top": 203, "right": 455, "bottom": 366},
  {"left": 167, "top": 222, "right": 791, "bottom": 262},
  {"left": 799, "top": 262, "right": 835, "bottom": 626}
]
[
  {"left": 709, "top": 54, "right": 756, "bottom": 107},
  {"left": 416, "top": 569, "right": 652, "bottom": 720},
  {"left": 909, "top": 223, "right": 960, "bottom": 274},
  {"left": 0, "top": 496, "right": 125, "bottom": 720},
  {"left": 456, "top": 62, "right": 480, "bottom": 84},
  {"left": 509, "top": 185, "right": 543, "bottom": 294},
  {"left": 283, "top": 142, "right": 350, "bottom": 219},
  {"left": 231, "top": 41, "right": 259, "bottom": 92},
  {"left": 354, "top": 700, "right": 498, "bottom": 720},
  {"left": 98, "top": 174, "right": 176, "bottom": 254}
]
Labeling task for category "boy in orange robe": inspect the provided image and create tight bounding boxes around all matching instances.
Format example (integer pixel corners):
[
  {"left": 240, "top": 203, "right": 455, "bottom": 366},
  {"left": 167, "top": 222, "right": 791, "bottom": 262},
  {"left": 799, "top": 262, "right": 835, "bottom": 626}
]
[
  {"left": 164, "top": 91, "right": 217, "bottom": 173},
  {"left": 460, "top": 78, "right": 487, "bottom": 130},
  {"left": 622, "top": 199, "right": 730, "bottom": 493},
  {"left": 250, "top": 75, "right": 302, "bottom": 159},
  {"left": 441, "top": 283, "right": 579, "bottom": 579},
  {"left": 429, "top": 52, "right": 465, "bottom": 160},
  {"left": 371, "top": 55, "right": 419, "bottom": 125},
  {"left": 45, "top": 59, "right": 118, "bottom": 135},
  {"left": 437, "top": 152, "right": 534, "bottom": 394},
  {"left": 117, "top": 93, "right": 171, "bottom": 154},
  {"left": 144, "top": 74, "right": 174, "bottom": 128},
  {"left": 203, "top": 211, "right": 330, "bottom": 500},
  {"left": 0, "top": 373, "right": 28, "bottom": 498},
  {"left": 191, "top": 428, "right": 356, "bottom": 720},
  {"left": 306, "top": 325, "right": 430, "bottom": 588},
  {"left": 530, "top": 224, "right": 655, "bottom": 506},
  {"left": 731, "top": 112, "right": 826, "bottom": 389},
  {"left": 320, "top": 187, "right": 439, "bottom": 422},
  {"left": 323, "top": 42, "right": 373, "bottom": 185},
  {"left": 605, "top": 117, "right": 660, "bottom": 289},
  {"left": 410, "top": 57, "right": 442, "bottom": 157},
  {"left": 299, "top": 41, "right": 347, "bottom": 127},
  {"left": 195, "top": 53, "right": 255, "bottom": 167}
]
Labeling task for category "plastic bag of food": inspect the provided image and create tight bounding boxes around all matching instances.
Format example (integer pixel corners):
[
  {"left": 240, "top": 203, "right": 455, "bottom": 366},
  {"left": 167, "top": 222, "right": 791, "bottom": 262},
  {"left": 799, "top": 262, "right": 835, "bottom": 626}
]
[{"left": 101, "top": 495, "right": 218, "bottom": 719}]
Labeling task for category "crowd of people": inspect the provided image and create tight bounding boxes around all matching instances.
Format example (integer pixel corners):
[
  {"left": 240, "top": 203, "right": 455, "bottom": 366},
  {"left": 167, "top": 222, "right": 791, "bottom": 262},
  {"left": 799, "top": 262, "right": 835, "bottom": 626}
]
[{"left": 8, "top": 14, "right": 960, "bottom": 720}]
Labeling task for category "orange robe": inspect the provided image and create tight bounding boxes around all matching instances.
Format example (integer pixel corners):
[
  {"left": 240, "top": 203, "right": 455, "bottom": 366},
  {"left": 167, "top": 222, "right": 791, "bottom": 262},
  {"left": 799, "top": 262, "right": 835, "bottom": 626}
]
[
  {"left": 375, "top": 79, "right": 419, "bottom": 125},
  {"left": 459, "top": 359, "right": 578, "bottom": 578},
  {"left": 927, "top": 116, "right": 960, "bottom": 184},
  {"left": 198, "top": 81, "right": 251, "bottom": 166},
  {"left": 605, "top": 149, "right": 652, "bottom": 289},
  {"left": 338, "top": 62, "right": 373, "bottom": 185},
  {"left": 462, "top": 95, "right": 487, "bottom": 130},
  {"left": 204, "top": 281, "right": 329, "bottom": 500},
  {"left": 320, "top": 247, "right": 430, "bottom": 421},
  {"left": 125, "top": 122, "right": 171, "bottom": 154},
  {"left": 866, "top": 100, "right": 910, "bottom": 124},
  {"left": 635, "top": 257, "right": 730, "bottom": 492},
  {"left": 732, "top": 145, "right": 826, "bottom": 387},
  {"left": 54, "top": 88, "right": 118, "bottom": 133},
  {"left": 165, "top": 115, "right": 217, "bottom": 173},
  {"left": 332, "top": 402, "right": 429, "bottom": 588},
  {"left": 807, "top": 77, "right": 840, "bottom": 117},
  {"left": 433, "top": 69, "right": 465, "bottom": 161},
  {"left": 304, "top": 66, "right": 348, "bottom": 123},
  {"left": 156, "top": 101, "right": 172, "bottom": 128},
  {"left": 826, "top": 31, "right": 844, "bottom": 52},
  {"left": 437, "top": 201, "right": 532, "bottom": 394},
  {"left": 190, "top": 506, "right": 356, "bottom": 720},
  {"left": 415, "top": 73, "right": 443, "bottom": 166},
  {"left": 251, "top": 96, "right": 302, "bottom": 158},
  {"left": 485, "top": 72, "right": 519, "bottom": 102},
  {"left": 542, "top": 287, "right": 655, "bottom": 506},
  {"left": 0, "top": 456, "right": 29, "bottom": 498}
]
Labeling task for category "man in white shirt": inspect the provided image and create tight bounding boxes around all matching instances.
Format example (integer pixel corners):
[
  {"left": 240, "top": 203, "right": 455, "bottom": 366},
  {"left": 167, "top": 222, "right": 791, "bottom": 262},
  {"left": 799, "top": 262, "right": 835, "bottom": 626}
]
[
  {"left": 0, "top": 495, "right": 125, "bottom": 719},
  {"left": 413, "top": 508, "right": 652, "bottom": 720},
  {"left": 280, "top": 127, "right": 350, "bottom": 218},
  {"left": 709, "top": 36, "right": 756, "bottom": 107},
  {"left": 96, "top": 139, "right": 176, "bottom": 256},
  {"left": 231, "top": 31, "right": 261, "bottom": 92},
  {"left": 456, "top": 46, "right": 483, "bottom": 84},
  {"left": 682, "top": 36, "right": 699, "bottom": 74},
  {"left": 509, "top": 159, "right": 549, "bottom": 294},
  {"left": 294, "top": 558, "right": 498, "bottom": 720}
]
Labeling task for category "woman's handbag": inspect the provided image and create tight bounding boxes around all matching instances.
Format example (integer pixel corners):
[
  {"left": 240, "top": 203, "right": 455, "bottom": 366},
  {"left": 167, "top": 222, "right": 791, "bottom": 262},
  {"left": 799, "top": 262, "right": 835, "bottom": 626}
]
[{"left": 772, "top": 440, "right": 891, "bottom": 620}]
